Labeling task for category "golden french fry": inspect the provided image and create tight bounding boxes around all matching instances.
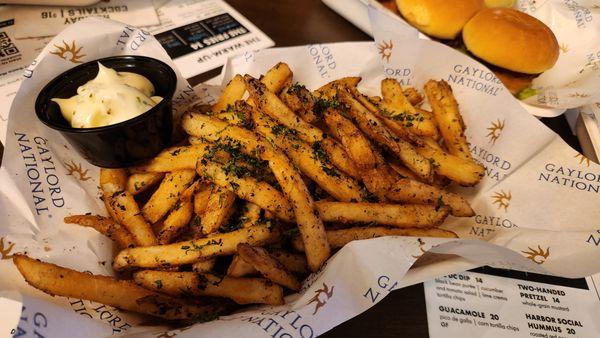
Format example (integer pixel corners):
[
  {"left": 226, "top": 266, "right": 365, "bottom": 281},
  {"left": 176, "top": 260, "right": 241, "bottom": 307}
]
[
  {"left": 192, "top": 258, "right": 216, "bottom": 273},
  {"left": 386, "top": 178, "right": 475, "bottom": 217},
  {"left": 379, "top": 78, "right": 439, "bottom": 138},
  {"left": 228, "top": 250, "right": 308, "bottom": 277},
  {"left": 99, "top": 168, "right": 127, "bottom": 221},
  {"left": 100, "top": 168, "right": 127, "bottom": 195},
  {"left": 319, "top": 138, "right": 361, "bottom": 179},
  {"left": 212, "top": 74, "right": 246, "bottom": 113},
  {"left": 424, "top": 80, "right": 472, "bottom": 160},
  {"left": 240, "top": 202, "right": 262, "bottom": 228},
  {"left": 315, "top": 76, "right": 361, "bottom": 97},
  {"left": 315, "top": 201, "right": 450, "bottom": 228},
  {"left": 227, "top": 254, "right": 257, "bottom": 277},
  {"left": 416, "top": 144, "right": 484, "bottom": 186},
  {"left": 113, "top": 223, "right": 281, "bottom": 270},
  {"left": 183, "top": 113, "right": 330, "bottom": 271},
  {"left": 403, "top": 87, "right": 423, "bottom": 106},
  {"left": 142, "top": 170, "right": 196, "bottom": 223},
  {"left": 292, "top": 226, "right": 458, "bottom": 250},
  {"left": 134, "top": 270, "right": 284, "bottom": 305},
  {"left": 280, "top": 84, "right": 320, "bottom": 123},
  {"left": 337, "top": 89, "right": 433, "bottom": 181},
  {"left": 261, "top": 62, "right": 293, "bottom": 94},
  {"left": 157, "top": 181, "right": 199, "bottom": 244},
  {"left": 194, "top": 185, "right": 212, "bottom": 216},
  {"left": 13, "top": 255, "right": 223, "bottom": 320},
  {"left": 64, "top": 215, "right": 136, "bottom": 248},
  {"left": 214, "top": 101, "right": 253, "bottom": 128},
  {"left": 126, "top": 172, "right": 164, "bottom": 195},
  {"left": 253, "top": 113, "right": 362, "bottom": 202},
  {"left": 323, "top": 108, "right": 377, "bottom": 170},
  {"left": 245, "top": 75, "right": 325, "bottom": 143},
  {"left": 237, "top": 243, "right": 301, "bottom": 291},
  {"left": 201, "top": 185, "right": 237, "bottom": 235},
  {"left": 134, "top": 144, "right": 214, "bottom": 172},
  {"left": 197, "top": 159, "right": 294, "bottom": 222},
  {"left": 388, "top": 161, "right": 420, "bottom": 181},
  {"left": 111, "top": 191, "right": 157, "bottom": 246}
]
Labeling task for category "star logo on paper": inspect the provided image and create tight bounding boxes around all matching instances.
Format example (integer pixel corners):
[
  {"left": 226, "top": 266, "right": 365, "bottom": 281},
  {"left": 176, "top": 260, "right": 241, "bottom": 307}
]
[
  {"left": 50, "top": 40, "right": 86, "bottom": 63},
  {"left": 0, "top": 237, "right": 15, "bottom": 260},
  {"left": 491, "top": 190, "right": 511, "bottom": 211},
  {"left": 575, "top": 152, "right": 591, "bottom": 167},
  {"left": 308, "top": 282, "right": 334, "bottom": 315},
  {"left": 486, "top": 119, "right": 505, "bottom": 145},
  {"left": 559, "top": 43, "right": 569, "bottom": 53},
  {"left": 64, "top": 160, "right": 92, "bottom": 181},
  {"left": 411, "top": 238, "right": 427, "bottom": 259},
  {"left": 377, "top": 40, "right": 393, "bottom": 62},
  {"left": 568, "top": 92, "right": 590, "bottom": 98},
  {"left": 521, "top": 245, "right": 550, "bottom": 264}
]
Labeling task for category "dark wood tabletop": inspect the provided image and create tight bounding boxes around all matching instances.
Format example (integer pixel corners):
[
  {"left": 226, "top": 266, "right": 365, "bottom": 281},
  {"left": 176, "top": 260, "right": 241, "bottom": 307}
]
[{"left": 0, "top": 1, "right": 582, "bottom": 337}]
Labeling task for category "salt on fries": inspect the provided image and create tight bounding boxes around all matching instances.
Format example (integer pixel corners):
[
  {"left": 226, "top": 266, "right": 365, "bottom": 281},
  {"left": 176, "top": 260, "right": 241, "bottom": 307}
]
[{"left": 14, "top": 63, "right": 483, "bottom": 321}]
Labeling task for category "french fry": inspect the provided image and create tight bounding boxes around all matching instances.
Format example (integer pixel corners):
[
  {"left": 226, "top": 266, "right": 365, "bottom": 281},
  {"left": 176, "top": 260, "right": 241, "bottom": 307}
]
[
  {"left": 183, "top": 113, "right": 330, "bottom": 271},
  {"left": 200, "top": 185, "right": 237, "bottom": 235},
  {"left": 318, "top": 138, "right": 361, "bottom": 179},
  {"left": 126, "top": 172, "right": 164, "bottom": 195},
  {"left": 237, "top": 243, "right": 301, "bottom": 291},
  {"left": 424, "top": 80, "right": 472, "bottom": 160},
  {"left": 292, "top": 227, "right": 458, "bottom": 250},
  {"left": 64, "top": 215, "right": 136, "bottom": 248},
  {"left": 246, "top": 75, "right": 359, "bottom": 179},
  {"left": 403, "top": 87, "right": 423, "bottom": 106},
  {"left": 337, "top": 89, "right": 433, "bottom": 182},
  {"left": 228, "top": 250, "right": 309, "bottom": 277},
  {"left": 261, "top": 62, "right": 293, "bottom": 93},
  {"left": 253, "top": 113, "right": 362, "bottom": 202},
  {"left": 386, "top": 178, "right": 475, "bottom": 217},
  {"left": 192, "top": 258, "right": 216, "bottom": 273},
  {"left": 227, "top": 254, "right": 257, "bottom": 277},
  {"left": 113, "top": 223, "right": 281, "bottom": 270},
  {"left": 13, "top": 255, "right": 223, "bottom": 320},
  {"left": 245, "top": 75, "right": 324, "bottom": 143},
  {"left": 212, "top": 74, "right": 246, "bottom": 113},
  {"left": 315, "top": 76, "right": 361, "bottom": 97},
  {"left": 323, "top": 108, "right": 377, "bottom": 170},
  {"left": 416, "top": 144, "right": 484, "bottom": 186},
  {"left": 315, "top": 201, "right": 450, "bottom": 228},
  {"left": 111, "top": 191, "right": 157, "bottom": 246},
  {"left": 379, "top": 79, "right": 439, "bottom": 138},
  {"left": 214, "top": 100, "right": 253, "bottom": 128},
  {"left": 194, "top": 185, "right": 212, "bottom": 216},
  {"left": 280, "top": 84, "right": 320, "bottom": 123},
  {"left": 240, "top": 202, "right": 262, "bottom": 228},
  {"left": 197, "top": 159, "right": 294, "bottom": 222},
  {"left": 134, "top": 144, "right": 214, "bottom": 172},
  {"left": 134, "top": 270, "right": 284, "bottom": 305},
  {"left": 156, "top": 181, "right": 199, "bottom": 244},
  {"left": 142, "top": 170, "right": 196, "bottom": 223},
  {"left": 99, "top": 168, "right": 127, "bottom": 221}
]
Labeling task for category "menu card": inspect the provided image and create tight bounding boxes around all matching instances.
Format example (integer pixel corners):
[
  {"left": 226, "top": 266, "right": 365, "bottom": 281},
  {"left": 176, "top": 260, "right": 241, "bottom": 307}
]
[{"left": 425, "top": 271, "right": 600, "bottom": 337}]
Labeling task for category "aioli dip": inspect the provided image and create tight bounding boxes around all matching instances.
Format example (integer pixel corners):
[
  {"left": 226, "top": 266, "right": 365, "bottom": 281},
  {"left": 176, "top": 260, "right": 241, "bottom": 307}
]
[{"left": 52, "top": 63, "right": 162, "bottom": 128}]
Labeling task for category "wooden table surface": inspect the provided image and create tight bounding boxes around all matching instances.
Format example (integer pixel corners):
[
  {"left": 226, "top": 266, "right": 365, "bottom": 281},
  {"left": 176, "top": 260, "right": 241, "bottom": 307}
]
[{"left": 0, "top": 1, "right": 582, "bottom": 337}]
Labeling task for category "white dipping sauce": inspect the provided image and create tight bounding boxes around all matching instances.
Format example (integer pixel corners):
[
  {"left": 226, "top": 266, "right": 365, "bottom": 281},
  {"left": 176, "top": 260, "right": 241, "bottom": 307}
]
[{"left": 52, "top": 63, "right": 162, "bottom": 128}]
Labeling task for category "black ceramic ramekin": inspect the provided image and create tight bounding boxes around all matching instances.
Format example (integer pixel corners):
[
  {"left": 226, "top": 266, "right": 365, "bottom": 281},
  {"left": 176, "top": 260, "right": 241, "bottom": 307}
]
[{"left": 35, "top": 55, "right": 177, "bottom": 168}]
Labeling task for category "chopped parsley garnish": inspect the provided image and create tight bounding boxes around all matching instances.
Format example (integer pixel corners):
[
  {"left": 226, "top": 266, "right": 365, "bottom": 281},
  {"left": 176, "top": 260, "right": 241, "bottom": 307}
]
[
  {"left": 154, "top": 280, "right": 163, "bottom": 289},
  {"left": 436, "top": 196, "right": 444, "bottom": 211},
  {"left": 312, "top": 141, "right": 340, "bottom": 177}
]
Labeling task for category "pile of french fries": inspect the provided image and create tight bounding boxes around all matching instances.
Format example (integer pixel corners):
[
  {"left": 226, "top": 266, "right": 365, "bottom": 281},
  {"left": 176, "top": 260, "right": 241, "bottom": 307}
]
[{"left": 14, "top": 62, "right": 485, "bottom": 321}]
